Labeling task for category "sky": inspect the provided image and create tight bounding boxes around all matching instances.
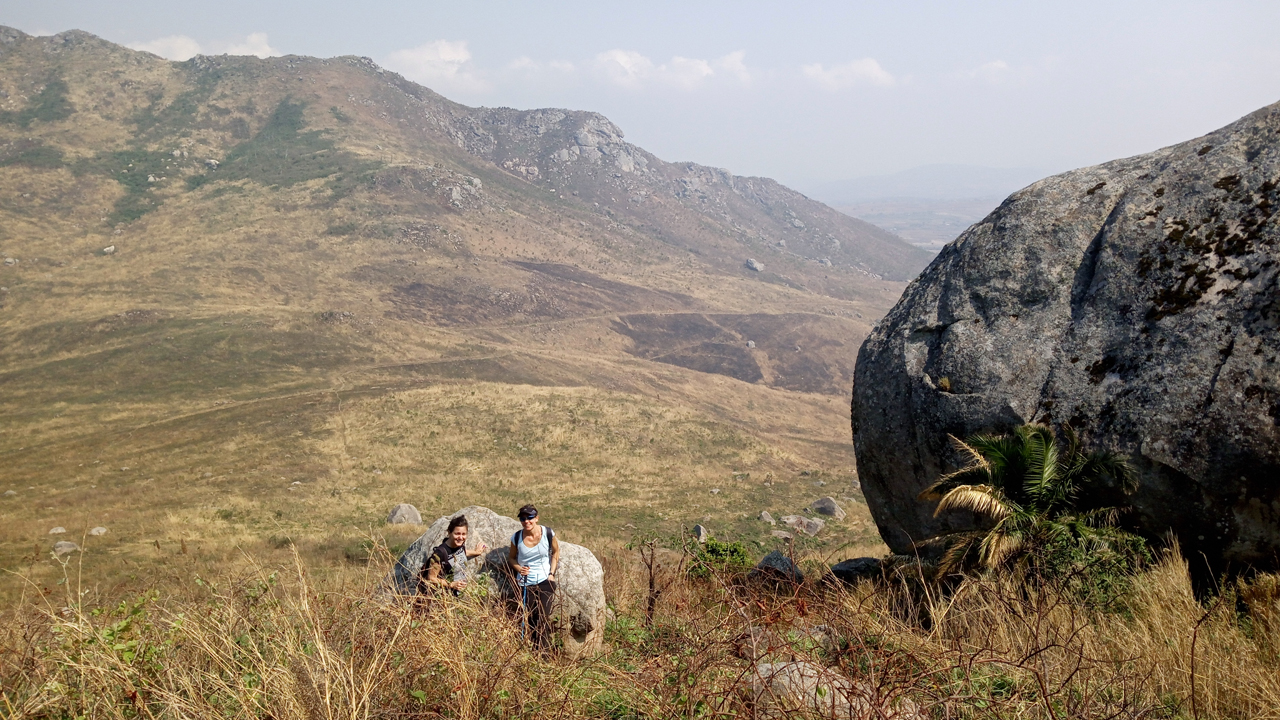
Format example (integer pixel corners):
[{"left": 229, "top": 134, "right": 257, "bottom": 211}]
[{"left": 5, "top": 1, "right": 1280, "bottom": 190}]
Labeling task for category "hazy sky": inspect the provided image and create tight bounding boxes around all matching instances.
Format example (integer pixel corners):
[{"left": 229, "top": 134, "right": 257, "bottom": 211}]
[{"left": 6, "top": 1, "right": 1280, "bottom": 188}]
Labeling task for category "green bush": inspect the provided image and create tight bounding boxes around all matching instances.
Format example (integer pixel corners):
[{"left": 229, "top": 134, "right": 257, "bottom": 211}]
[{"left": 688, "top": 538, "right": 752, "bottom": 579}]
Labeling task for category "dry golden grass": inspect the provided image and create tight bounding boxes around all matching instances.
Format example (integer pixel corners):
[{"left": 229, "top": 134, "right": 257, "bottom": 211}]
[{"left": 4, "top": 539, "right": 1279, "bottom": 718}]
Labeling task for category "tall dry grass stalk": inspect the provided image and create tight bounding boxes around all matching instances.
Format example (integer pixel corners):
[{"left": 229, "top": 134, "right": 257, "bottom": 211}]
[{"left": 3, "top": 543, "right": 1280, "bottom": 719}]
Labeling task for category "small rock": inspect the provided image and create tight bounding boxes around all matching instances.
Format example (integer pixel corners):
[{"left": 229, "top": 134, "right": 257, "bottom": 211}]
[
  {"left": 387, "top": 503, "right": 422, "bottom": 525},
  {"left": 102, "top": 246, "right": 116, "bottom": 255},
  {"left": 746, "top": 340, "right": 756, "bottom": 348},
  {"left": 205, "top": 159, "right": 220, "bottom": 169},
  {"left": 752, "top": 661, "right": 921, "bottom": 719},
  {"left": 202, "top": 472, "right": 213, "bottom": 478},
  {"left": 290, "top": 481, "right": 302, "bottom": 486},
  {"left": 710, "top": 488, "right": 720, "bottom": 495},
  {"left": 810, "top": 497, "right": 846, "bottom": 520},
  {"left": 831, "top": 557, "right": 883, "bottom": 585},
  {"left": 780, "top": 515, "right": 825, "bottom": 537},
  {"left": 771, "top": 530, "right": 794, "bottom": 541},
  {"left": 89, "top": 526, "right": 108, "bottom": 536},
  {"left": 745, "top": 258, "right": 764, "bottom": 272},
  {"left": 3, "top": 257, "right": 15, "bottom": 266},
  {"left": 759, "top": 510, "right": 775, "bottom": 525},
  {"left": 816, "top": 480, "right": 826, "bottom": 487},
  {"left": 172, "top": 149, "right": 183, "bottom": 158},
  {"left": 751, "top": 550, "right": 802, "bottom": 583},
  {"left": 3, "top": 490, "right": 15, "bottom": 497},
  {"left": 49, "top": 527, "right": 66, "bottom": 535},
  {"left": 52, "top": 541, "right": 80, "bottom": 557},
  {"left": 820, "top": 258, "right": 833, "bottom": 267},
  {"left": 147, "top": 174, "right": 156, "bottom": 183},
  {"left": 692, "top": 524, "right": 710, "bottom": 543}
]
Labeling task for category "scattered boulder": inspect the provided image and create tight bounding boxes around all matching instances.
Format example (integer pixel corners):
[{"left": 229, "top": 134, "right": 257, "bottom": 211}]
[
  {"left": 831, "top": 557, "right": 883, "bottom": 585},
  {"left": 752, "top": 661, "right": 920, "bottom": 719},
  {"left": 710, "top": 488, "right": 720, "bottom": 495},
  {"left": 692, "top": 524, "right": 711, "bottom": 543},
  {"left": 3, "top": 490, "right": 15, "bottom": 497},
  {"left": 386, "top": 503, "right": 422, "bottom": 525},
  {"left": 771, "top": 530, "right": 794, "bottom": 541},
  {"left": 851, "top": 100, "right": 1280, "bottom": 574},
  {"left": 780, "top": 514, "right": 825, "bottom": 537},
  {"left": 745, "top": 258, "right": 764, "bottom": 272},
  {"left": 387, "top": 506, "right": 606, "bottom": 658},
  {"left": 810, "top": 497, "right": 846, "bottom": 520},
  {"left": 3, "top": 257, "right": 15, "bottom": 266},
  {"left": 89, "top": 526, "right": 107, "bottom": 536},
  {"left": 751, "top": 550, "right": 802, "bottom": 584},
  {"left": 102, "top": 245, "right": 115, "bottom": 255},
  {"left": 49, "top": 527, "right": 66, "bottom": 535},
  {"left": 746, "top": 340, "right": 756, "bottom": 348},
  {"left": 204, "top": 158, "right": 220, "bottom": 169},
  {"left": 759, "top": 510, "right": 775, "bottom": 525},
  {"left": 52, "top": 541, "right": 79, "bottom": 557}
]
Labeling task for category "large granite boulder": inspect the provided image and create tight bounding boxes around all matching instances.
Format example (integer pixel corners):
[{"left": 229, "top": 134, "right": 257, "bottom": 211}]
[
  {"left": 387, "top": 505, "right": 606, "bottom": 657},
  {"left": 852, "top": 101, "right": 1280, "bottom": 576}
]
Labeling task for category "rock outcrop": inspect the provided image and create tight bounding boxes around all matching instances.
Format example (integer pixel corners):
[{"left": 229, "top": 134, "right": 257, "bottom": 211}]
[
  {"left": 388, "top": 506, "right": 606, "bottom": 657},
  {"left": 852, "top": 101, "right": 1280, "bottom": 575}
]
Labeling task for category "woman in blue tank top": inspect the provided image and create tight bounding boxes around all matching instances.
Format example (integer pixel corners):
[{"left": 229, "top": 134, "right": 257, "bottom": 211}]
[{"left": 507, "top": 504, "right": 560, "bottom": 650}]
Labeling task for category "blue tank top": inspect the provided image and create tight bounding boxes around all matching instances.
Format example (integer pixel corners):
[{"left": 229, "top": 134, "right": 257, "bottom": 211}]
[{"left": 513, "top": 527, "right": 553, "bottom": 585}]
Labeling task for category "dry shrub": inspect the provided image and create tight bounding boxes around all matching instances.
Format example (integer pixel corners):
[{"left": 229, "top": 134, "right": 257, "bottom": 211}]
[{"left": 3, "top": 543, "right": 1280, "bottom": 719}]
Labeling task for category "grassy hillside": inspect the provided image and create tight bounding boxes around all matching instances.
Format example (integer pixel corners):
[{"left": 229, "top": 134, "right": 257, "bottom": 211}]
[{"left": 0, "top": 28, "right": 904, "bottom": 600}]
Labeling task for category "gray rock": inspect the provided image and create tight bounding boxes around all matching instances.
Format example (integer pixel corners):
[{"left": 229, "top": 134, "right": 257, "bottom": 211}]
[
  {"left": 3, "top": 257, "right": 15, "bottom": 266},
  {"left": 102, "top": 245, "right": 115, "bottom": 255},
  {"left": 89, "top": 526, "right": 107, "bottom": 536},
  {"left": 387, "top": 506, "right": 606, "bottom": 657},
  {"left": 48, "top": 527, "right": 66, "bottom": 535},
  {"left": 831, "top": 557, "right": 883, "bottom": 585},
  {"left": 751, "top": 550, "right": 802, "bottom": 583},
  {"left": 746, "top": 340, "right": 756, "bottom": 348},
  {"left": 771, "top": 530, "right": 794, "bottom": 541},
  {"left": 752, "top": 661, "right": 921, "bottom": 719},
  {"left": 692, "top": 524, "right": 710, "bottom": 543},
  {"left": 745, "top": 258, "right": 764, "bottom": 272},
  {"left": 852, "top": 101, "right": 1280, "bottom": 575},
  {"left": 3, "top": 490, "right": 15, "bottom": 497},
  {"left": 386, "top": 503, "right": 421, "bottom": 525},
  {"left": 52, "top": 541, "right": 79, "bottom": 557},
  {"left": 810, "top": 497, "right": 846, "bottom": 520},
  {"left": 759, "top": 510, "right": 775, "bottom": 525},
  {"left": 780, "top": 514, "right": 825, "bottom": 537},
  {"left": 204, "top": 158, "right": 220, "bottom": 169}
]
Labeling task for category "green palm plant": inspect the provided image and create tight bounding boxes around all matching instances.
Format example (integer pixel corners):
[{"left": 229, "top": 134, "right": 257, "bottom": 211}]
[{"left": 918, "top": 423, "right": 1142, "bottom": 578}]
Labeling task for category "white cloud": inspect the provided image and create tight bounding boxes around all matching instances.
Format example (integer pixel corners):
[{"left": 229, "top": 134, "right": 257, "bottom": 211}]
[
  {"left": 385, "top": 40, "right": 488, "bottom": 94},
  {"left": 127, "top": 35, "right": 203, "bottom": 61},
  {"left": 127, "top": 32, "right": 280, "bottom": 61},
  {"left": 223, "top": 33, "right": 279, "bottom": 58},
  {"left": 801, "top": 58, "right": 895, "bottom": 90},
  {"left": 962, "top": 59, "right": 1033, "bottom": 85},
  {"left": 506, "top": 56, "right": 575, "bottom": 73},
  {"left": 594, "top": 49, "right": 751, "bottom": 89}
]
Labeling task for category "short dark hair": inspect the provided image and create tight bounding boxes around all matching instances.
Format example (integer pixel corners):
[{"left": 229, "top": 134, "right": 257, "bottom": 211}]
[
  {"left": 517, "top": 504, "right": 538, "bottom": 521},
  {"left": 447, "top": 515, "right": 468, "bottom": 533}
]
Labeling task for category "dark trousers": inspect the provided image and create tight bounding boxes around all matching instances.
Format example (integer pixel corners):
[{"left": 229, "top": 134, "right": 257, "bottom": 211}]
[{"left": 520, "top": 579, "right": 556, "bottom": 650}]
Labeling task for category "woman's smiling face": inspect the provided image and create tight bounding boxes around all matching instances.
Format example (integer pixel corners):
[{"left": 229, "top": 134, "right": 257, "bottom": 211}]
[{"left": 450, "top": 525, "right": 468, "bottom": 547}]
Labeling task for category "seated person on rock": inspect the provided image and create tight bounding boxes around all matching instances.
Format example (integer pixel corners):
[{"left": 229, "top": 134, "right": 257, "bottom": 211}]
[
  {"left": 508, "top": 504, "right": 560, "bottom": 650},
  {"left": 420, "top": 515, "right": 487, "bottom": 596}
]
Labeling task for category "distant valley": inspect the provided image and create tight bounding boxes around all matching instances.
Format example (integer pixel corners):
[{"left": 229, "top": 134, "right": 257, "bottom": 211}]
[{"left": 0, "top": 27, "right": 919, "bottom": 594}]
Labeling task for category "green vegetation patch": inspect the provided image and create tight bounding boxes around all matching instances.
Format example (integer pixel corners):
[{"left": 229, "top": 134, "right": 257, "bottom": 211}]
[
  {"left": 74, "top": 149, "right": 183, "bottom": 224},
  {"left": 0, "top": 140, "right": 64, "bottom": 169},
  {"left": 0, "top": 77, "right": 74, "bottom": 127},
  {"left": 188, "top": 98, "right": 377, "bottom": 190}
]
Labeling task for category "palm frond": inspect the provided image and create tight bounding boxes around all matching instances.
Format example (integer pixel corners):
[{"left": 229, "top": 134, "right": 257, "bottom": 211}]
[
  {"left": 1075, "top": 507, "right": 1122, "bottom": 529},
  {"left": 937, "top": 532, "right": 986, "bottom": 575},
  {"left": 979, "top": 531, "right": 1025, "bottom": 569},
  {"left": 934, "top": 485, "right": 1011, "bottom": 520}
]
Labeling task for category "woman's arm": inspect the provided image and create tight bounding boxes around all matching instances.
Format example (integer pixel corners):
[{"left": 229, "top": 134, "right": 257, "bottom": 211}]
[
  {"left": 465, "top": 542, "right": 488, "bottom": 559},
  {"left": 548, "top": 535, "right": 560, "bottom": 579},
  {"left": 425, "top": 556, "right": 453, "bottom": 589}
]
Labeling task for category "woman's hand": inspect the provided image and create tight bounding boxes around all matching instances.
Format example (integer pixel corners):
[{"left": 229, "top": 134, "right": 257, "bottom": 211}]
[
  {"left": 517, "top": 564, "right": 530, "bottom": 577},
  {"left": 547, "top": 572, "right": 556, "bottom": 583}
]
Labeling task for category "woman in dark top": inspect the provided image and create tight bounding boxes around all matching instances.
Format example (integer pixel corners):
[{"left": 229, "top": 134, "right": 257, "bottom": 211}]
[{"left": 420, "top": 515, "right": 487, "bottom": 596}]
